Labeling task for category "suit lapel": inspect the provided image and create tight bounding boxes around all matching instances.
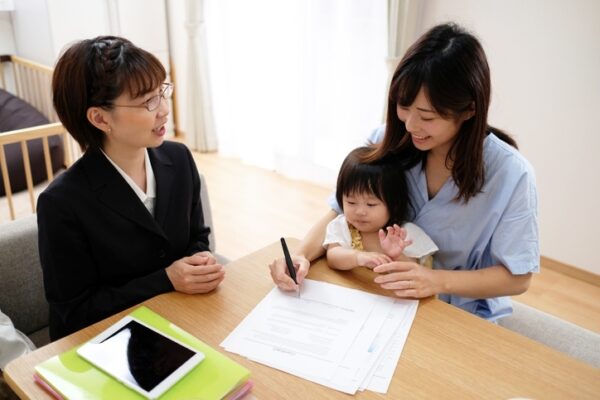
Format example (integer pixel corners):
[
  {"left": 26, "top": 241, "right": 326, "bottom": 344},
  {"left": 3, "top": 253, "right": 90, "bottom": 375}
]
[
  {"left": 149, "top": 146, "right": 174, "bottom": 229},
  {"left": 81, "top": 150, "right": 167, "bottom": 239}
]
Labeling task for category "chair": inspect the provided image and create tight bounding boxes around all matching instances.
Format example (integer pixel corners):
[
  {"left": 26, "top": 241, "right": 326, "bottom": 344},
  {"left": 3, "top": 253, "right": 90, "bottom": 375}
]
[
  {"left": 0, "top": 214, "right": 49, "bottom": 347},
  {"left": 0, "top": 173, "right": 224, "bottom": 348},
  {"left": 199, "top": 173, "right": 228, "bottom": 264},
  {"left": 498, "top": 301, "right": 600, "bottom": 368},
  {"left": 0, "top": 55, "right": 79, "bottom": 221}
]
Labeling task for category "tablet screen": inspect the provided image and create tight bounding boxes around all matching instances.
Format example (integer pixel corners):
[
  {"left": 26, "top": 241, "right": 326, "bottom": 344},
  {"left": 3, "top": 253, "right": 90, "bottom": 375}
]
[{"left": 78, "top": 319, "right": 201, "bottom": 396}]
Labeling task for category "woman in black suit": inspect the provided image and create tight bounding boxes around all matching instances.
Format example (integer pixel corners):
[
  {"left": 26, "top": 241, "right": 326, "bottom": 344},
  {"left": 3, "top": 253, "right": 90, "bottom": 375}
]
[{"left": 38, "top": 36, "right": 225, "bottom": 340}]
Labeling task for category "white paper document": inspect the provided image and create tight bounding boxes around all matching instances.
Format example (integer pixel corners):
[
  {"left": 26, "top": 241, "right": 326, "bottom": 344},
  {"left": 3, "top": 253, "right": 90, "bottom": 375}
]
[
  {"left": 360, "top": 299, "right": 418, "bottom": 393},
  {"left": 221, "top": 279, "right": 418, "bottom": 394}
]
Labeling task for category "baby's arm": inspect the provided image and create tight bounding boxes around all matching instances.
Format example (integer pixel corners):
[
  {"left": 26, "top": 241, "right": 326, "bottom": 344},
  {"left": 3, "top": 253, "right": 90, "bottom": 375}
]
[
  {"left": 327, "top": 243, "right": 392, "bottom": 270},
  {"left": 379, "top": 225, "right": 415, "bottom": 261}
]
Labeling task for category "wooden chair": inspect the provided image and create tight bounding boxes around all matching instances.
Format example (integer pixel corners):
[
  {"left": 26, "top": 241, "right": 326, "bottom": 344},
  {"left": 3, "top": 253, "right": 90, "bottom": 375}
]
[{"left": 0, "top": 55, "right": 80, "bottom": 221}]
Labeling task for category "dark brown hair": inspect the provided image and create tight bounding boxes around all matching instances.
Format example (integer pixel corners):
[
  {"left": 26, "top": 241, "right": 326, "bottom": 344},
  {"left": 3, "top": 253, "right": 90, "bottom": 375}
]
[
  {"left": 366, "top": 23, "right": 516, "bottom": 202},
  {"left": 336, "top": 147, "right": 410, "bottom": 227},
  {"left": 52, "top": 36, "right": 166, "bottom": 151}
]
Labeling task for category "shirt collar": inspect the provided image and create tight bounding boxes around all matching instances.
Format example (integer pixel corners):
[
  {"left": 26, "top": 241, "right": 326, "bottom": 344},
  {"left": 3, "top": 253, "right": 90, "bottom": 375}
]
[{"left": 101, "top": 148, "right": 156, "bottom": 207}]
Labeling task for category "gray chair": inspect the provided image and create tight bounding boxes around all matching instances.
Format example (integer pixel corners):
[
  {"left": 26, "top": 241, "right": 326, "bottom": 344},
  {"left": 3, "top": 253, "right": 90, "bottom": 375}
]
[
  {"left": 199, "top": 174, "right": 216, "bottom": 254},
  {"left": 499, "top": 301, "right": 600, "bottom": 368},
  {"left": 0, "top": 173, "right": 224, "bottom": 347},
  {"left": 0, "top": 214, "right": 49, "bottom": 347},
  {"left": 199, "top": 173, "right": 228, "bottom": 264}
]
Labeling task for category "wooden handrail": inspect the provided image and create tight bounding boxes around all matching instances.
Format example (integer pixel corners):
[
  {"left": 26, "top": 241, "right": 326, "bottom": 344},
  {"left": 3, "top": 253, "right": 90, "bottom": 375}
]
[
  {"left": 4, "top": 55, "right": 54, "bottom": 74},
  {"left": 0, "top": 123, "right": 66, "bottom": 144}
]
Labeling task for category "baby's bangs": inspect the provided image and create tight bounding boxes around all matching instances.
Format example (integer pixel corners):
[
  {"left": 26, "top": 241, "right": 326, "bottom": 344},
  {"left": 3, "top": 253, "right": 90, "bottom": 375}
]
[{"left": 343, "top": 166, "right": 385, "bottom": 202}]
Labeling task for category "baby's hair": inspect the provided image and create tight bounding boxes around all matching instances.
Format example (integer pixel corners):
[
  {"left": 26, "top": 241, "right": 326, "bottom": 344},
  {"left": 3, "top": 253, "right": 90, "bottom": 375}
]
[{"left": 335, "top": 146, "right": 410, "bottom": 227}]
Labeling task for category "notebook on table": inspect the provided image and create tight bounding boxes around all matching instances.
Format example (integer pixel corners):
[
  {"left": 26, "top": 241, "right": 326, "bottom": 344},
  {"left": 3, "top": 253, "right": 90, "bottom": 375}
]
[{"left": 34, "top": 306, "right": 251, "bottom": 399}]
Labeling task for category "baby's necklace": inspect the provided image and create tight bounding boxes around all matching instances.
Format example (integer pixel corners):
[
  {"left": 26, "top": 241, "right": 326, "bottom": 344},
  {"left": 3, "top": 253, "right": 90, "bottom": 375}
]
[{"left": 348, "top": 223, "right": 364, "bottom": 250}]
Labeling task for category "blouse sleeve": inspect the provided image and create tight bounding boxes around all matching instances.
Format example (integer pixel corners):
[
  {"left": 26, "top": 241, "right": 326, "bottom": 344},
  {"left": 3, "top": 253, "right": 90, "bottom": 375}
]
[
  {"left": 323, "top": 215, "right": 352, "bottom": 249},
  {"left": 490, "top": 170, "right": 540, "bottom": 275},
  {"left": 402, "top": 222, "right": 439, "bottom": 260}
]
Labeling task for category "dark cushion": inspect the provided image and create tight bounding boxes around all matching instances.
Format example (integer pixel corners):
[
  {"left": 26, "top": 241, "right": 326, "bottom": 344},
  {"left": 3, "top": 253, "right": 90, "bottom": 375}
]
[{"left": 0, "top": 88, "right": 64, "bottom": 196}]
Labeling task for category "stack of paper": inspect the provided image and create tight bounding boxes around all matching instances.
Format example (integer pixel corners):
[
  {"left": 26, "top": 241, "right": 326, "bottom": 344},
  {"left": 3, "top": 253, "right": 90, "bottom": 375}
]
[{"left": 221, "top": 279, "right": 418, "bottom": 394}]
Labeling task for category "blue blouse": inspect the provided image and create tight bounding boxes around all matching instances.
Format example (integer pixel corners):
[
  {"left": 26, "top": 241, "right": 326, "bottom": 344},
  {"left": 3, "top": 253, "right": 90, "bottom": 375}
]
[{"left": 329, "top": 126, "right": 539, "bottom": 321}]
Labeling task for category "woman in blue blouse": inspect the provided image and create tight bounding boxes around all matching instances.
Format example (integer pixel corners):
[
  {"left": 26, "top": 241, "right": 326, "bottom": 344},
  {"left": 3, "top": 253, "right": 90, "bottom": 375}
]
[{"left": 269, "top": 23, "right": 539, "bottom": 322}]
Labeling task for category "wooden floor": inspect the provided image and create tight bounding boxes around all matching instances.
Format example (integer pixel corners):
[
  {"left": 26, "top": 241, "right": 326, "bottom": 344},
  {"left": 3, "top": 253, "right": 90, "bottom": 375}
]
[
  {"left": 192, "top": 152, "right": 600, "bottom": 334},
  {"left": 1, "top": 152, "right": 599, "bottom": 334}
]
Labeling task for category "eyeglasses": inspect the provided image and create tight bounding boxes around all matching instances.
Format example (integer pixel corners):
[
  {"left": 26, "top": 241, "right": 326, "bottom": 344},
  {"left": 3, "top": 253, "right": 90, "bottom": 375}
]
[{"left": 110, "top": 83, "right": 173, "bottom": 112}]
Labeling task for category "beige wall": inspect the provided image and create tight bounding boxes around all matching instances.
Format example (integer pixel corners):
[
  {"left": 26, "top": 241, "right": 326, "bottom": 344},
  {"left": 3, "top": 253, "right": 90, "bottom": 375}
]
[
  {"left": 414, "top": 0, "right": 600, "bottom": 274},
  {"left": 0, "top": 11, "right": 15, "bottom": 54}
]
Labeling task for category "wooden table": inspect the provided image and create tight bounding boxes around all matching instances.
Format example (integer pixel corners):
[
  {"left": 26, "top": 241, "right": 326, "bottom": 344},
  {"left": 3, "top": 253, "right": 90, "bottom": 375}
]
[{"left": 5, "top": 239, "right": 600, "bottom": 399}]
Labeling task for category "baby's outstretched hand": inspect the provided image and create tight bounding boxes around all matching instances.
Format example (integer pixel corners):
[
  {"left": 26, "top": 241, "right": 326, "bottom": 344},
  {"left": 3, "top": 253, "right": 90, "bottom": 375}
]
[{"left": 379, "top": 224, "right": 413, "bottom": 260}]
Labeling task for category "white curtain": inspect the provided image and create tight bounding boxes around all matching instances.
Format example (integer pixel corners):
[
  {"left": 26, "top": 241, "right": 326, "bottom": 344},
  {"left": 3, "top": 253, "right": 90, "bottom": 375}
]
[
  {"left": 184, "top": 0, "right": 218, "bottom": 152},
  {"left": 387, "top": 0, "right": 404, "bottom": 76},
  {"left": 383, "top": 0, "right": 421, "bottom": 121},
  {"left": 386, "top": 0, "right": 422, "bottom": 77},
  {"left": 204, "top": 0, "right": 387, "bottom": 186}
]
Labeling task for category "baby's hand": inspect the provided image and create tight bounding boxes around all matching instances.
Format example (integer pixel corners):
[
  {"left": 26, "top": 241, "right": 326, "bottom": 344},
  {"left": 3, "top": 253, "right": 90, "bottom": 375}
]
[
  {"left": 379, "top": 224, "right": 413, "bottom": 260},
  {"left": 356, "top": 252, "right": 392, "bottom": 269}
]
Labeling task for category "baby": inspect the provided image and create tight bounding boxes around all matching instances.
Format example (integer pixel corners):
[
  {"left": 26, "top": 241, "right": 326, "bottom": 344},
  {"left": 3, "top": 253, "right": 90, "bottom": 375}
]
[{"left": 324, "top": 146, "right": 437, "bottom": 269}]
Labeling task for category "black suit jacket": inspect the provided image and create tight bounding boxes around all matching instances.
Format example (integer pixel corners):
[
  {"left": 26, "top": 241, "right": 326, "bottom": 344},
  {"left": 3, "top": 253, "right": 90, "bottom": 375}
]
[{"left": 37, "top": 141, "right": 210, "bottom": 340}]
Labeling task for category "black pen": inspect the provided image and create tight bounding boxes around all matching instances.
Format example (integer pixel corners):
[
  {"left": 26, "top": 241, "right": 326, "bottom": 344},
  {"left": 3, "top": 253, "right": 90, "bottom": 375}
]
[{"left": 280, "top": 237, "right": 298, "bottom": 285}]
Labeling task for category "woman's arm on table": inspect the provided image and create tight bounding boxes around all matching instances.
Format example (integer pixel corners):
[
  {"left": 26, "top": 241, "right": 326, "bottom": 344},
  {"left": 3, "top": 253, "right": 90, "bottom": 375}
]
[{"left": 373, "top": 262, "right": 532, "bottom": 299}]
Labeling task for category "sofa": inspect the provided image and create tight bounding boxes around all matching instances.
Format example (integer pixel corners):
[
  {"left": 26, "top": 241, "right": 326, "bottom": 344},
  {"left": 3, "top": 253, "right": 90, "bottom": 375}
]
[{"left": 0, "top": 214, "right": 49, "bottom": 347}]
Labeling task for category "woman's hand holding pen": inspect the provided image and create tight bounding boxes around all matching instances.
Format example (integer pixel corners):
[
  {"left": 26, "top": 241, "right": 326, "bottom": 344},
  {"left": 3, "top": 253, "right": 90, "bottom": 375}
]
[
  {"left": 269, "top": 255, "right": 309, "bottom": 291},
  {"left": 166, "top": 252, "right": 225, "bottom": 294}
]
